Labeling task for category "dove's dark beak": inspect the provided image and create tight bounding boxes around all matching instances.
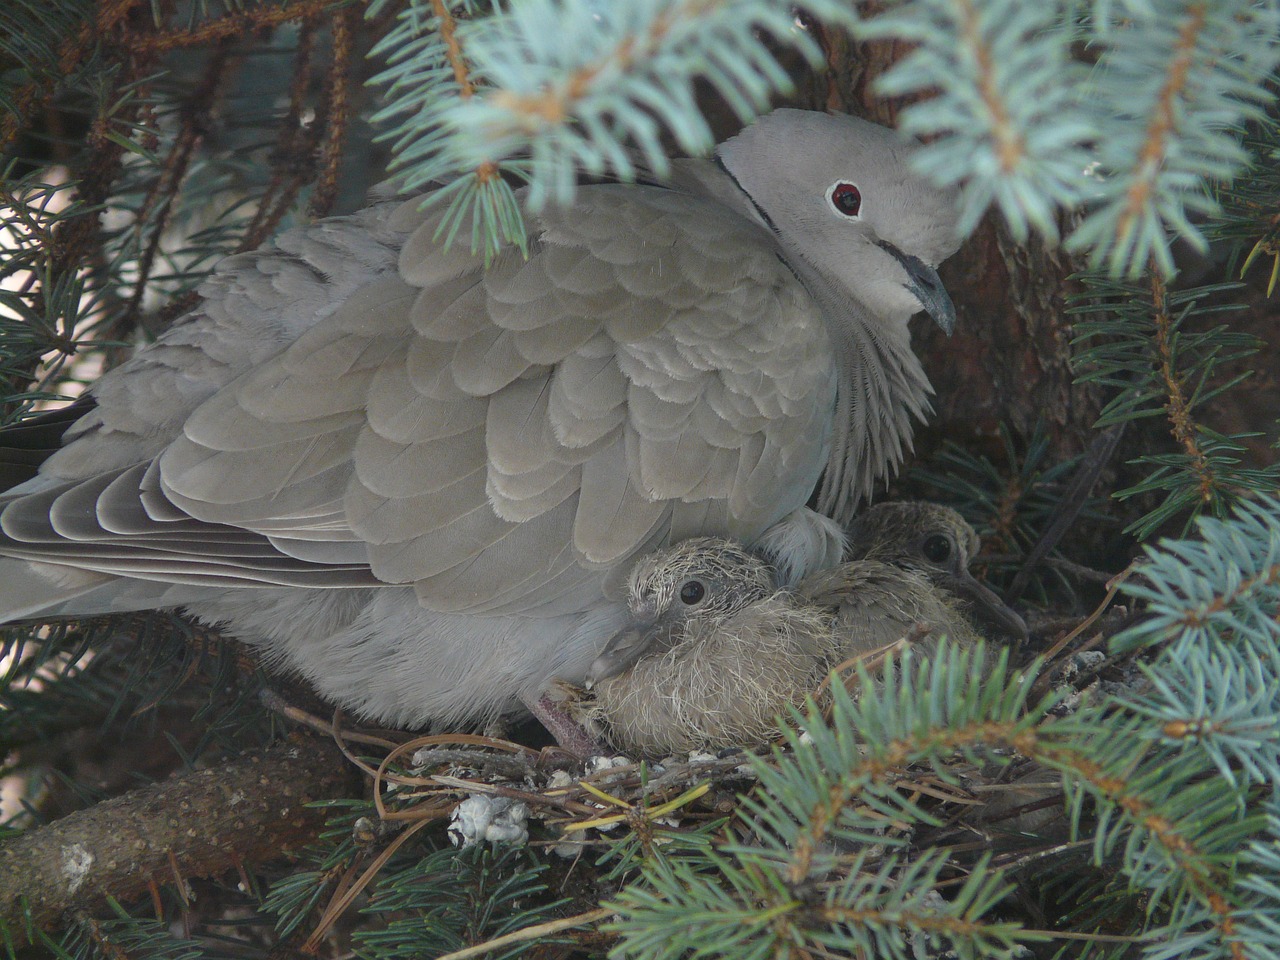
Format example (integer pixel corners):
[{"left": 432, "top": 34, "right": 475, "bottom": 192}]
[
  {"left": 587, "top": 618, "right": 672, "bottom": 686},
  {"left": 879, "top": 241, "right": 956, "bottom": 335},
  {"left": 942, "top": 572, "right": 1028, "bottom": 642}
]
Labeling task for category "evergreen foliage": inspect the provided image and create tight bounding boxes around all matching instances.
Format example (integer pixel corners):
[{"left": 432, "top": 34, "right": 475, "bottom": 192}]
[
  {"left": 1070, "top": 274, "right": 1278, "bottom": 538},
  {"left": 1, "top": 0, "right": 1278, "bottom": 957}
]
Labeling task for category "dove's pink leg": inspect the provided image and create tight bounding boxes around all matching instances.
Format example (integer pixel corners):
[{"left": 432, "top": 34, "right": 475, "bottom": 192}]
[{"left": 522, "top": 695, "right": 604, "bottom": 757}]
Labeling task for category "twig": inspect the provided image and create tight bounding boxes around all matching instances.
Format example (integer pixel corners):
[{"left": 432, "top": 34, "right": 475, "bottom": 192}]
[
  {"left": 128, "top": 0, "right": 338, "bottom": 55},
  {"left": 431, "top": 0, "right": 499, "bottom": 185},
  {"left": 308, "top": 5, "right": 360, "bottom": 218},
  {"left": 114, "top": 46, "right": 235, "bottom": 342},
  {"left": 1036, "top": 565, "right": 1134, "bottom": 665},
  {"left": 1149, "top": 263, "right": 1216, "bottom": 500},
  {"left": 258, "top": 688, "right": 404, "bottom": 749},
  {"left": 432, "top": 908, "right": 614, "bottom": 960},
  {"left": 238, "top": 17, "right": 323, "bottom": 252},
  {"left": 1007, "top": 422, "right": 1126, "bottom": 602},
  {"left": 302, "top": 815, "right": 443, "bottom": 953},
  {"left": 0, "top": 0, "right": 142, "bottom": 153}
]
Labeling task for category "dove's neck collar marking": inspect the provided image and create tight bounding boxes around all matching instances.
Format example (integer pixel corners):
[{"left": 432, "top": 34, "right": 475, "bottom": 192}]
[
  {"left": 708, "top": 150, "right": 931, "bottom": 524},
  {"left": 709, "top": 154, "right": 807, "bottom": 285},
  {"left": 712, "top": 154, "right": 778, "bottom": 234}
]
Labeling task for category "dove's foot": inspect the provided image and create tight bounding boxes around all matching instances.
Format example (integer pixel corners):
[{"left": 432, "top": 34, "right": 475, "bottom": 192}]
[{"left": 524, "top": 694, "right": 606, "bottom": 758}]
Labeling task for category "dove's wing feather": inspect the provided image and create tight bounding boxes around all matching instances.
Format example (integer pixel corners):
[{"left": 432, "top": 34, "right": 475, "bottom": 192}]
[
  {"left": 0, "top": 186, "right": 834, "bottom": 616},
  {"left": 28, "top": 203, "right": 410, "bottom": 485},
  {"left": 144, "top": 186, "right": 825, "bottom": 614}
]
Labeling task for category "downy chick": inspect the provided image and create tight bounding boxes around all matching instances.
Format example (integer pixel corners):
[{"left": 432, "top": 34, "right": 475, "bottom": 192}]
[
  {"left": 845, "top": 501, "right": 1026, "bottom": 642},
  {"left": 584, "top": 538, "right": 836, "bottom": 757},
  {"left": 586, "top": 502, "right": 1018, "bottom": 756}
]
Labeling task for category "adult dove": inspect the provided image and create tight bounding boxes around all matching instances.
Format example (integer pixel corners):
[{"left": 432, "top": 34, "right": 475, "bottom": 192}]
[{"left": 0, "top": 110, "right": 961, "bottom": 736}]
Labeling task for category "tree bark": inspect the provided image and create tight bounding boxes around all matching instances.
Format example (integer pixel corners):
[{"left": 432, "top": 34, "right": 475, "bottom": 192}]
[{"left": 0, "top": 735, "right": 358, "bottom": 939}]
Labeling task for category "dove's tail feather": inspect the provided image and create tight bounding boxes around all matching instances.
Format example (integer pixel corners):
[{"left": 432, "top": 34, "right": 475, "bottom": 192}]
[
  {"left": 0, "top": 557, "right": 245, "bottom": 622},
  {"left": 0, "top": 558, "right": 122, "bottom": 620}
]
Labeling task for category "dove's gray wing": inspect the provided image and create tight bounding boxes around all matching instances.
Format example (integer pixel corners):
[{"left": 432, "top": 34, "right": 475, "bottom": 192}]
[{"left": 0, "top": 185, "right": 838, "bottom": 617}]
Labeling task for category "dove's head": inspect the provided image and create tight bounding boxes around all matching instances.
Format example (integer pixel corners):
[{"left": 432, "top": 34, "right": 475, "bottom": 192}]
[
  {"left": 586, "top": 538, "right": 775, "bottom": 685},
  {"left": 846, "top": 501, "right": 1027, "bottom": 642},
  {"left": 715, "top": 109, "right": 961, "bottom": 331}
]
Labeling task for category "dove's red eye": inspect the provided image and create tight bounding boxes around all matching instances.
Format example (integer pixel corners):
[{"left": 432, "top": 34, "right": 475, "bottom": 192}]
[{"left": 828, "top": 182, "right": 862, "bottom": 217}]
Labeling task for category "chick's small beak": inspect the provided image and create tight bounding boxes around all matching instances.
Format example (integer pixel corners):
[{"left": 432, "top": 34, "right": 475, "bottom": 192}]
[
  {"left": 586, "top": 619, "right": 670, "bottom": 687},
  {"left": 944, "top": 572, "right": 1028, "bottom": 642},
  {"left": 878, "top": 241, "right": 956, "bottom": 335}
]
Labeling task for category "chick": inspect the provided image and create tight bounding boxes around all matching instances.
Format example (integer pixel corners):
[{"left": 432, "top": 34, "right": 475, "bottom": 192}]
[
  {"left": 584, "top": 538, "right": 836, "bottom": 757},
  {"left": 845, "top": 501, "right": 1027, "bottom": 642},
  {"left": 584, "top": 503, "right": 1019, "bottom": 757},
  {"left": 794, "top": 560, "right": 978, "bottom": 660}
]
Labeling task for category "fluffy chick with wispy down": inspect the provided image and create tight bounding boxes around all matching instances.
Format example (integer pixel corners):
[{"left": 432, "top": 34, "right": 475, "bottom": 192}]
[{"left": 583, "top": 538, "right": 835, "bottom": 757}]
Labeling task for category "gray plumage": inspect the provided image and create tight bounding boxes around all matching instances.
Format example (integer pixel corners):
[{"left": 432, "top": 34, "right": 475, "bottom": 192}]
[
  {"left": 794, "top": 559, "right": 978, "bottom": 659},
  {"left": 0, "top": 109, "right": 960, "bottom": 733}
]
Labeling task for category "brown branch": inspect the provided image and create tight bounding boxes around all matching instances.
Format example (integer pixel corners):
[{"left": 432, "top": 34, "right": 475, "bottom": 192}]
[
  {"left": 114, "top": 46, "right": 235, "bottom": 342},
  {"left": 127, "top": 0, "right": 339, "bottom": 56},
  {"left": 0, "top": 735, "right": 358, "bottom": 941},
  {"left": 307, "top": 5, "right": 360, "bottom": 219},
  {"left": 429, "top": 0, "right": 499, "bottom": 185},
  {"left": 433, "top": 0, "right": 476, "bottom": 98},
  {"left": 1116, "top": 4, "right": 1208, "bottom": 242},
  {"left": 0, "top": 0, "right": 143, "bottom": 154},
  {"left": 1149, "top": 266, "right": 1216, "bottom": 502},
  {"left": 239, "top": 17, "right": 324, "bottom": 252}
]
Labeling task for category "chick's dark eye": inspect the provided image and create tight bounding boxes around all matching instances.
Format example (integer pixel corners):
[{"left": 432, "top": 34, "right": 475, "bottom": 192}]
[
  {"left": 922, "top": 535, "right": 951, "bottom": 564},
  {"left": 679, "top": 580, "right": 706, "bottom": 605},
  {"left": 829, "top": 182, "right": 862, "bottom": 217}
]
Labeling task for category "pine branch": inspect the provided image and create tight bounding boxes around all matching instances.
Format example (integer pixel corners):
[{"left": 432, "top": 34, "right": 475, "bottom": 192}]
[
  {"left": 857, "top": 0, "right": 1280, "bottom": 276},
  {"left": 368, "top": 0, "right": 858, "bottom": 257},
  {"left": 1114, "top": 495, "right": 1280, "bottom": 658},
  {"left": 1112, "top": 4, "right": 1208, "bottom": 266},
  {"left": 0, "top": 0, "right": 138, "bottom": 154},
  {"left": 1070, "top": 273, "right": 1277, "bottom": 538},
  {"left": 127, "top": 0, "right": 343, "bottom": 56},
  {"left": 861, "top": 0, "right": 1091, "bottom": 240},
  {"left": 0, "top": 735, "right": 357, "bottom": 943},
  {"left": 1148, "top": 267, "right": 1216, "bottom": 503}
]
